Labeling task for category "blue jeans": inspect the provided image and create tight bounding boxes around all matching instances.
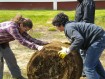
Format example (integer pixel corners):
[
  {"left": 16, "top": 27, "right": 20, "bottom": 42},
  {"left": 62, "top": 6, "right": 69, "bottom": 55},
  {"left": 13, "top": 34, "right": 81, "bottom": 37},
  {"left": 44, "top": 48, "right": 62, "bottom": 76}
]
[
  {"left": 79, "top": 50, "right": 86, "bottom": 77},
  {"left": 84, "top": 34, "right": 105, "bottom": 79}
]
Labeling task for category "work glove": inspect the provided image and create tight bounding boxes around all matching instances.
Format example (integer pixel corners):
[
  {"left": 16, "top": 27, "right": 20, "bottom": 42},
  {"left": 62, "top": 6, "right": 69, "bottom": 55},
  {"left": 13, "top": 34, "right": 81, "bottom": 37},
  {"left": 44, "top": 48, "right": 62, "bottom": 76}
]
[
  {"left": 38, "top": 46, "right": 44, "bottom": 51},
  {"left": 58, "top": 47, "right": 70, "bottom": 59}
]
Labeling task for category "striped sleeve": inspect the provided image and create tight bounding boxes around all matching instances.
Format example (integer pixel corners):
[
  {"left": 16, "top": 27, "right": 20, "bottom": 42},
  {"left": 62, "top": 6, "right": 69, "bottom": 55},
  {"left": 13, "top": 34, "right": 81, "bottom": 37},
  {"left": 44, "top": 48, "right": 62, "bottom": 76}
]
[{"left": 7, "top": 25, "right": 39, "bottom": 50}]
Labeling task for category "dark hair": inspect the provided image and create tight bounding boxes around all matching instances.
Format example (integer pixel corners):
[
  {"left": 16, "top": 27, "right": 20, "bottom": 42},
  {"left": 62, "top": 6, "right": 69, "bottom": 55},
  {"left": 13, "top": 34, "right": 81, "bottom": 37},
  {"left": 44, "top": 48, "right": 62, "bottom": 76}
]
[
  {"left": 22, "top": 18, "right": 33, "bottom": 29},
  {"left": 52, "top": 12, "right": 69, "bottom": 27},
  {"left": 11, "top": 14, "right": 33, "bottom": 29}
]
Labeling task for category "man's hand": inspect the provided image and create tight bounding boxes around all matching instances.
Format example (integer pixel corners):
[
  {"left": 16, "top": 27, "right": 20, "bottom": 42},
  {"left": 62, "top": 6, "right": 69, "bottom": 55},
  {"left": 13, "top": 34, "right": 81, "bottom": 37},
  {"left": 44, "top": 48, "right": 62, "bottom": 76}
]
[
  {"left": 58, "top": 47, "right": 69, "bottom": 59},
  {"left": 38, "top": 46, "right": 43, "bottom": 51}
]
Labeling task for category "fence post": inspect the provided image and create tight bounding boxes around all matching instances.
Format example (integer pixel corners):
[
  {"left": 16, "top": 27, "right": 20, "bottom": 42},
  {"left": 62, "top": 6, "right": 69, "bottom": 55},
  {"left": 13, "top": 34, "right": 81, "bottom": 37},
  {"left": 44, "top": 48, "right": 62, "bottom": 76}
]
[{"left": 53, "top": 0, "right": 57, "bottom": 10}]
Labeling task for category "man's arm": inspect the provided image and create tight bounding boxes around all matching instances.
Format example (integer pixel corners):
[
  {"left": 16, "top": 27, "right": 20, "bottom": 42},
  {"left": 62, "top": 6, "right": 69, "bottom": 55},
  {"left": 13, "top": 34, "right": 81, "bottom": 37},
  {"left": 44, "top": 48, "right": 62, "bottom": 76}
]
[{"left": 66, "top": 28, "right": 84, "bottom": 53}]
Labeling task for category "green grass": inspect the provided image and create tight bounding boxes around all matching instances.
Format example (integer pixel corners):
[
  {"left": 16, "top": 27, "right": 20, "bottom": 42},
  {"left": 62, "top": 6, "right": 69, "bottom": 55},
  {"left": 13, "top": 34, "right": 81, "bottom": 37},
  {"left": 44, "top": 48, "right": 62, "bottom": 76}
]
[
  {"left": 0, "top": 10, "right": 75, "bottom": 28},
  {"left": 48, "top": 27, "right": 57, "bottom": 31},
  {"left": 95, "top": 9, "right": 105, "bottom": 29},
  {"left": 0, "top": 9, "right": 105, "bottom": 28}
]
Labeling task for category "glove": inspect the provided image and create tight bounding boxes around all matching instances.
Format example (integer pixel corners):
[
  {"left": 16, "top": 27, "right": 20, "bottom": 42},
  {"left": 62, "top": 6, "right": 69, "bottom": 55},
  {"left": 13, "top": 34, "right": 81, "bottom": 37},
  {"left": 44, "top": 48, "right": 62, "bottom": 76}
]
[
  {"left": 38, "top": 46, "right": 43, "bottom": 51},
  {"left": 58, "top": 47, "right": 69, "bottom": 59}
]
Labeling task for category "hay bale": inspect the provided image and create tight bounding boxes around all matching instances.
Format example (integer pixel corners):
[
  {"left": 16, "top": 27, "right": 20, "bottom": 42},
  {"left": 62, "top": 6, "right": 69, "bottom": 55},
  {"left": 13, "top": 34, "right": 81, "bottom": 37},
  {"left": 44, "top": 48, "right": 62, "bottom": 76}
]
[{"left": 27, "top": 41, "right": 83, "bottom": 79}]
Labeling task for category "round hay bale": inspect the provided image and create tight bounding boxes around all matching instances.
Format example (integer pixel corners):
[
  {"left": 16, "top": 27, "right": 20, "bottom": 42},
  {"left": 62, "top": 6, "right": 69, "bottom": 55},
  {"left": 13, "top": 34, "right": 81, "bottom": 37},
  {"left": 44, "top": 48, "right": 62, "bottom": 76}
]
[{"left": 27, "top": 41, "right": 83, "bottom": 79}]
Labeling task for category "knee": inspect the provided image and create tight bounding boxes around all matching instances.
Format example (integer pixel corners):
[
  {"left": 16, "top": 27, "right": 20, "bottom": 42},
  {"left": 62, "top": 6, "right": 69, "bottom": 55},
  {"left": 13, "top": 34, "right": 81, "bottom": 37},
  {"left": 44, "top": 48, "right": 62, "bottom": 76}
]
[{"left": 84, "top": 65, "right": 95, "bottom": 73}]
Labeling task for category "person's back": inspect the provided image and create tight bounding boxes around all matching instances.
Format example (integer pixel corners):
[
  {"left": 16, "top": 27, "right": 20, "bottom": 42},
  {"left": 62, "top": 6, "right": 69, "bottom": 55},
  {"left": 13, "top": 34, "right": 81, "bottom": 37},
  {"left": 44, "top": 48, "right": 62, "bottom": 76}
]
[
  {"left": 65, "top": 22, "right": 104, "bottom": 50},
  {"left": 75, "top": 0, "right": 95, "bottom": 23},
  {"left": 0, "top": 21, "right": 17, "bottom": 43}
]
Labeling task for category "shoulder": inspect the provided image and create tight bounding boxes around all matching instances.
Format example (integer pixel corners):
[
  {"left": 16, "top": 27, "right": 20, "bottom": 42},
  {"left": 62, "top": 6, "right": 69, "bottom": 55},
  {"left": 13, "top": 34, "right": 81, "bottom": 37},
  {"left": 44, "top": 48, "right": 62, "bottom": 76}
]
[
  {"left": 6, "top": 21, "right": 19, "bottom": 29},
  {"left": 65, "top": 22, "right": 76, "bottom": 33},
  {"left": 9, "top": 21, "right": 17, "bottom": 26},
  {"left": 0, "top": 21, "right": 18, "bottom": 30},
  {"left": 2, "top": 21, "right": 18, "bottom": 27},
  {"left": 65, "top": 22, "right": 77, "bottom": 28}
]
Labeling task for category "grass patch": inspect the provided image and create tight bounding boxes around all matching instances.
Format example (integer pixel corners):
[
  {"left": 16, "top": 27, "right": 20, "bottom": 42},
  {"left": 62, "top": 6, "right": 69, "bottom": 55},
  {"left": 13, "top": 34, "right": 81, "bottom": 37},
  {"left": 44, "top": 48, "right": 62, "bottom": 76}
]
[
  {"left": 95, "top": 9, "right": 105, "bottom": 29},
  {"left": 0, "top": 10, "right": 75, "bottom": 28},
  {"left": 0, "top": 9, "right": 105, "bottom": 28},
  {"left": 29, "top": 30, "right": 44, "bottom": 38},
  {"left": 48, "top": 27, "right": 57, "bottom": 31}
]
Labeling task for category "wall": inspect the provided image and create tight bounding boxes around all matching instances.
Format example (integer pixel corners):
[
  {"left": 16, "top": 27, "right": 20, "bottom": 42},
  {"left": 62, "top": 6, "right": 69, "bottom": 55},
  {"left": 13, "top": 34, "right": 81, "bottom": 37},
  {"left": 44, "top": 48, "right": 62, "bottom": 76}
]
[{"left": 0, "top": 1, "right": 105, "bottom": 10}]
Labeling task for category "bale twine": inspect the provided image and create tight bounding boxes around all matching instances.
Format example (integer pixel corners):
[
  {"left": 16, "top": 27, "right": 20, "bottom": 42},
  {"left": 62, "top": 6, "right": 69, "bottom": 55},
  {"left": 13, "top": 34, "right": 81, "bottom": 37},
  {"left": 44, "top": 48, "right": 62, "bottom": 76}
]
[{"left": 27, "top": 41, "right": 83, "bottom": 79}]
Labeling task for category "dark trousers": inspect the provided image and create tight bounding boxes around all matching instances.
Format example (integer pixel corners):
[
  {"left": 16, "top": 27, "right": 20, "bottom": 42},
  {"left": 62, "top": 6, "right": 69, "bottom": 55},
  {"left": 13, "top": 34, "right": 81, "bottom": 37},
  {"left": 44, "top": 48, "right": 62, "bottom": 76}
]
[{"left": 0, "top": 43, "right": 22, "bottom": 79}]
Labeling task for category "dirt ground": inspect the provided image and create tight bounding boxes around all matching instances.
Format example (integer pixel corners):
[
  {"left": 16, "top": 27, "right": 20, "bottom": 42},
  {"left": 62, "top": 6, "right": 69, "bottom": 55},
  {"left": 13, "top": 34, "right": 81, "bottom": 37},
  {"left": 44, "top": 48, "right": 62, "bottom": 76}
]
[{"left": 3, "top": 28, "right": 105, "bottom": 79}]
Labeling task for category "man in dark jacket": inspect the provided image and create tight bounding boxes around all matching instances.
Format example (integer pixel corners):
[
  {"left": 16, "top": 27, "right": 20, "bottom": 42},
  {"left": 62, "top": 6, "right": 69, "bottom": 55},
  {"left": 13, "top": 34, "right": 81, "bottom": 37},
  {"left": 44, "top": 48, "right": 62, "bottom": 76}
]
[
  {"left": 75, "top": 0, "right": 95, "bottom": 23},
  {"left": 52, "top": 12, "right": 105, "bottom": 79},
  {"left": 75, "top": 0, "right": 95, "bottom": 77}
]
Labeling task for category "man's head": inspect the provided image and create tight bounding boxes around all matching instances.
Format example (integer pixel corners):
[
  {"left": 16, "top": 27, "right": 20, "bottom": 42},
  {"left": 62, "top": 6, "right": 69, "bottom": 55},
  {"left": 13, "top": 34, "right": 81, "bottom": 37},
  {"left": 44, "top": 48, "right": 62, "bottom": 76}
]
[{"left": 52, "top": 12, "right": 69, "bottom": 31}]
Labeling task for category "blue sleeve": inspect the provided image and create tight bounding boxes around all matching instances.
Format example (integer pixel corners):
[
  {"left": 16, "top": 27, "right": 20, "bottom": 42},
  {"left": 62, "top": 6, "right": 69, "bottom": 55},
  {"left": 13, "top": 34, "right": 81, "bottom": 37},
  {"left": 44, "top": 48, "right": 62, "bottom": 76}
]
[{"left": 66, "top": 28, "right": 84, "bottom": 53}]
